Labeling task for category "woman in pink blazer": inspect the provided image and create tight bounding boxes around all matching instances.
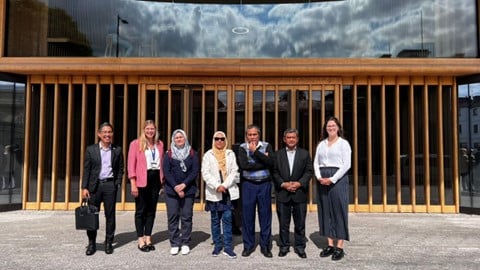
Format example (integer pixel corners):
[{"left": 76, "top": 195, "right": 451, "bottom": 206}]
[{"left": 127, "top": 120, "right": 164, "bottom": 252}]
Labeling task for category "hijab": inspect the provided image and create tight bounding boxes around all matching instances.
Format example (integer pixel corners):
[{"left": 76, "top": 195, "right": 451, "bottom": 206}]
[
  {"left": 212, "top": 131, "right": 228, "bottom": 181},
  {"left": 170, "top": 129, "right": 191, "bottom": 161}
]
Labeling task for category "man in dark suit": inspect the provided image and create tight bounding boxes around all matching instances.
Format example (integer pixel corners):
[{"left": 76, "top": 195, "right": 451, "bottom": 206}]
[
  {"left": 272, "top": 128, "right": 313, "bottom": 259},
  {"left": 82, "top": 122, "right": 124, "bottom": 256},
  {"left": 237, "top": 125, "right": 275, "bottom": 258}
]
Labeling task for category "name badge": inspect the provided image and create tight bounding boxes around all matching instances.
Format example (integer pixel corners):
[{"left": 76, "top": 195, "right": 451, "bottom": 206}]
[{"left": 150, "top": 161, "right": 158, "bottom": 167}]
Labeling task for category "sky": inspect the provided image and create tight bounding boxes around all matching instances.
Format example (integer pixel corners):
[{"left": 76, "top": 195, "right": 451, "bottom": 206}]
[
  {"left": 45, "top": 0, "right": 478, "bottom": 58},
  {"left": 459, "top": 83, "right": 480, "bottom": 98}
]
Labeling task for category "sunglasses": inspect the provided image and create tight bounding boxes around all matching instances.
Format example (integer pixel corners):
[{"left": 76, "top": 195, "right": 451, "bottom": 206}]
[{"left": 214, "top": 137, "right": 226, "bottom": 141}]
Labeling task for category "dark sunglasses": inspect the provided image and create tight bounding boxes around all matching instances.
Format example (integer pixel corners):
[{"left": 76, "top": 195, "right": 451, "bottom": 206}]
[{"left": 214, "top": 137, "right": 226, "bottom": 141}]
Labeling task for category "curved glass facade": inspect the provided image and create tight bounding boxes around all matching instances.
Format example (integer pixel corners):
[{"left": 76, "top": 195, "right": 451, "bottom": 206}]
[{"left": 6, "top": 0, "right": 478, "bottom": 58}]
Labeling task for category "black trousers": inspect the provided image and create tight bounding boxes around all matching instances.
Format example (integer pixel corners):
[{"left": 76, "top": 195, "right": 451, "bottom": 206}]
[
  {"left": 276, "top": 200, "right": 307, "bottom": 252},
  {"left": 134, "top": 170, "right": 161, "bottom": 237},
  {"left": 87, "top": 180, "right": 117, "bottom": 242}
]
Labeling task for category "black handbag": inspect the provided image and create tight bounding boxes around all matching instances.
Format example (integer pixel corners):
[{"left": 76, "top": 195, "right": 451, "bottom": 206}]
[{"left": 75, "top": 198, "right": 99, "bottom": 230}]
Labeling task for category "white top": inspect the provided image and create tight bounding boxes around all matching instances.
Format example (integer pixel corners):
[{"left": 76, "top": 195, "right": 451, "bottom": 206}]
[
  {"left": 201, "top": 149, "right": 240, "bottom": 201},
  {"left": 145, "top": 145, "right": 161, "bottom": 170},
  {"left": 286, "top": 147, "right": 296, "bottom": 175},
  {"left": 313, "top": 137, "right": 352, "bottom": 184}
]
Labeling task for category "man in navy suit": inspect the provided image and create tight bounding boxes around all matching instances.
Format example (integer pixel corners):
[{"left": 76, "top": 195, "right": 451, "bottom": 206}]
[
  {"left": 272, "top": 128, "right": 313, "bottom": 258},
  {"left": 81, "top": 122, "right": 124, "bottom": 256}
]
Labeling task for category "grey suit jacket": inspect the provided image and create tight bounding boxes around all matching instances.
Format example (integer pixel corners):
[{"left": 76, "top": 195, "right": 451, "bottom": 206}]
[
  {"left": 272, "top": 147, "right": 313, "bottom": 203},
  {"left": 81, "top": 143, "right": 124, "bottom": 193}
]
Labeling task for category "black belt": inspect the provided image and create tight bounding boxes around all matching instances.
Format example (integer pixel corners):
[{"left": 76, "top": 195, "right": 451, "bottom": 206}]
[
  {"left": 98, "top": 177, "right": 114, "bottom": 183},
  {"left": 243, "top": 178, "right": 270, "bottom": 184}
]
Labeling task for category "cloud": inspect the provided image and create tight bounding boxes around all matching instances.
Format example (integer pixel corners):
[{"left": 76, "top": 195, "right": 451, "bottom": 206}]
[{"left": 53, "top": 0, "right": 476, "bottom": 58}]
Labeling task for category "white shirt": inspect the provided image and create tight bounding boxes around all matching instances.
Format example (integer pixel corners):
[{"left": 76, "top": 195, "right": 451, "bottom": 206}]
[
  {"left": 286, "top": 147, "right": 296, "bottom": 175},
  {"left": 313, "top": 137, "right": 351, "bottom": 184},
  {"left": 145, "top": 145, "right": 161, "bottom": 170}
]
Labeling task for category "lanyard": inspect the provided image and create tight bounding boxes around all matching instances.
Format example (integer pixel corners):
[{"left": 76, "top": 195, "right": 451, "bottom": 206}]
[{"left": 151, "top": 146, "right": 156, "bottom": 160}]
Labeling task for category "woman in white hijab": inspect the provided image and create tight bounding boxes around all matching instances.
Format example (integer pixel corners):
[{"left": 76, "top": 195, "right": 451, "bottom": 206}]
[{"left": 163, "top": 129, "right": 199, "bottom": 256}]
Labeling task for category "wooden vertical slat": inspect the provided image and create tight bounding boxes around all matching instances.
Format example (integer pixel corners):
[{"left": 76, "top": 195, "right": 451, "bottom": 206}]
[
  {"left": 22, "top": 80, "right": 32, "bottom": 209},
  {"left": 437, "top": 78, "right": 445, "bottom": 212},
  {"left": 409, "top": 80, "right": 416, "bottom": 212},
  {"left": 36, "top": 82, "right": 46, "bottom": 209},
  {"left": 121, "top": 82, "right": 129, "bottom": 210},
  {"left": 79, "top": 79, "right": 88, "bottom": 201},
  {"left": 246, "top": 84, "right": 252, "bottom": 126},
  {"left": 109, "top": 80, "right": 114, "bottom": 125},
  {"left": 167, "top": 85, "right": 172, "bottom": 146},
  {"left": 321, "top": 87, "right": 325, "bottom": 127},
  {"left": 423, "top": 81, "right": 431, "bottom": 212},
  {"left": 65, "top": 81, "right": 73, "bottom": 209},
  {"left": 367, "top": 80, "right": 373, "bottom": 211},
  {"left": 381, "top": 80, "right": 387, "bottom": 210},
  {"left": 95, "top": 79, "right": 101, "bottom": 139},
  {"left": 230, "top": 84, "right": 235, "bottom": 144},
  {"left": 352, "top": 82, "right": 359, "bottom": 212},
  {"left": 137, "top": 84, "right": 143, "bottom": 136},
  {"left": 50, "top": 80, "right": 60, "bottom": 209},
  {"left": 276, "top": 85, "right": 280, "bottom": 149},
  {"left": 395, "top": 82, "right": 402, "bottom": 212},
  {"left": 200, "top": 86, "right": 206, "bottom": 208},
  {"left": 0, "top": 0, "right": 6, "bottom": 57},
  {"left": 452, "top": 79, "right": 460, "bottom": 213},
  {"left": 214, "top": 85, "right": 218, "bottom": 132},
  {"left": 227, "top": 84, "right": 234, "bottom": 145},
  {"left": 308, "top": 85, "right": 313, "bottom": 210},
  {"left": 262, "top": 86, "right": 266, "bottom": 141},
  {"left": 155, "top": 88, "right": 159, "bottom": 127},
  {"left": 336, "top": 84, "right": 342, "bottom": 121},
  {"left": 183, "top": 85, "right": 189, "bottom": 136}
]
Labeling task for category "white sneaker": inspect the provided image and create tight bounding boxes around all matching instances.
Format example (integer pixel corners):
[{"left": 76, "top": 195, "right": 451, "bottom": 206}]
[
  {"left": 170, "top": 247, "right": 179, "bottom": 255},
  {"left": 181, "top": 245, "right": 190, "bottom": 255}
]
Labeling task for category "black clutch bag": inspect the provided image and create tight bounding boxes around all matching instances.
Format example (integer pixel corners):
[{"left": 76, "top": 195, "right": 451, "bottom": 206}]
[{"left": 75, "top": 198, "right": 99, "bottom": 230}]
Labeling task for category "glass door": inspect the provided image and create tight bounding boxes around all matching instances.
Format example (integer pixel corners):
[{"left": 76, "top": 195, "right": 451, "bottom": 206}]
[
  {"left": 0, "top": 79, "right": 25, "bottom": 211},
  {"left": 458, "top": 82, "right": 480, "bottom": 213}
]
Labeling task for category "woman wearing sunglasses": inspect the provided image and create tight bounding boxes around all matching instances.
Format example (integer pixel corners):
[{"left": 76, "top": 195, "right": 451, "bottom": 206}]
[{"left": 201, "top": 131, "right": 240, "bottom": 259}]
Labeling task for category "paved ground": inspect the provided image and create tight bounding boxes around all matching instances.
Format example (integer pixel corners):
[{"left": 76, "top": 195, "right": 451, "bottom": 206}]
[{"left": 0, "top": 210, "right": 479, "bottom": 270}]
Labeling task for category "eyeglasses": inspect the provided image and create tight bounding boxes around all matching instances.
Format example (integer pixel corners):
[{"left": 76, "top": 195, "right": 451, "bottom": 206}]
[{"left": 214, "top": 137, "right": 226, "bottom": 141}]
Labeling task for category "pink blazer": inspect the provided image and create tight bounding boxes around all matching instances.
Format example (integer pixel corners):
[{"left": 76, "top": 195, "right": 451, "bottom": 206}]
[{"left": 127, "top": 139, "right": 164, "bottom": 187}]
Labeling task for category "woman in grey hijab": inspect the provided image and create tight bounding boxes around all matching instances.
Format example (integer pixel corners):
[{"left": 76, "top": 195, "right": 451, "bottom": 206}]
[{"left": 163, "top": 129, "right": 199, "bottom": 256}]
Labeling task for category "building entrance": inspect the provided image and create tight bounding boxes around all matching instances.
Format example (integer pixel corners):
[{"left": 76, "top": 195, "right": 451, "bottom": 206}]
[
  {"left": 139, "top": 78, "right": 341, "bottom": 210},
  {"left": 22, "top": 74, "right": 461, "bottom": 213}
]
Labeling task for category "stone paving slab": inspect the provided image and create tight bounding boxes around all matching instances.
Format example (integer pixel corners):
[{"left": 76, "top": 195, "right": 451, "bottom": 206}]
[{"left": 0, "top": 210, "right": 479, "bottom": 270}]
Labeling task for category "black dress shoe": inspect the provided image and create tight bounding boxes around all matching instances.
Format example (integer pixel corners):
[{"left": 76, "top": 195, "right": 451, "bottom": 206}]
[
  {"left": 241, "top": 248, "right": 254, "bottom": 257},
  {"left": 320, "top": 246, "right": 335, "bottom": 257},
  {"left": 147, "top": 243, "right": 155, "bottom": 251},
  {"left": 278, "top": 250, "right": 289, "bottom": 257},
  {"left": 85, "top": 242, "right": 96, "bottom": 256},
  {"left": 105, "top": 241, "right": 113, "bottom": 254},
  {"left": 138, "top": 244, "right": 150, "bottom": 252},
  {"left": 295, "top": 250, "right": 307, "bottom": 259},
  {"left": 261, "top": 248, "right": 273, "bottom": 258},
  {"left": 331, "top": 248, "right": 344, "bottom": 261}
]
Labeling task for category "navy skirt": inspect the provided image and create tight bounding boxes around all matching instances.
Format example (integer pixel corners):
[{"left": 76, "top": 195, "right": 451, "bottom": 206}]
[{"left": 316, "top": 167, "right": 349, "bottom": 241}]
